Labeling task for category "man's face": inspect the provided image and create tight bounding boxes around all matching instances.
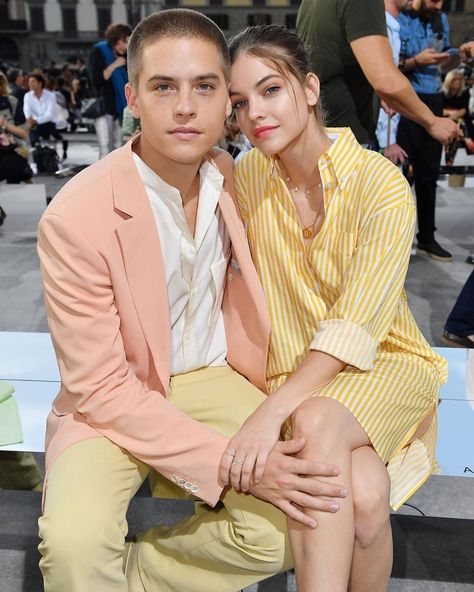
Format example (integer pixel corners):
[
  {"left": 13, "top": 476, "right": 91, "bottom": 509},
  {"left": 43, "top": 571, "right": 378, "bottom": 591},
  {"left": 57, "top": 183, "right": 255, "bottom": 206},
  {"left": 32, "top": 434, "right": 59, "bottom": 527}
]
[
  {"left": 29, "top": 77, "right": 41, "bottom": 92},
  {"left": 395, "top": 0, "right": 411, "bottom": 11},
  {"left": 126, "top": 36, "right": 231, "bottom": 168},
  {"left": 114, "top": 36, "right": 129, "bottom": 56}
]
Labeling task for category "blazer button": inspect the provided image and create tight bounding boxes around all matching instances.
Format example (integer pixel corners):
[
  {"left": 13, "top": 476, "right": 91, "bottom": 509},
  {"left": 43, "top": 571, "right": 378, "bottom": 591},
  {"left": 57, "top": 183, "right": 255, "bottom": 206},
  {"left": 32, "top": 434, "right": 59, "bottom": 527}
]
[
  {"left": 171, "top": 475, "right": 178, "bottom": 483},
  {"left": 191, "top": 485, "right": 199, "bottom": 494}
]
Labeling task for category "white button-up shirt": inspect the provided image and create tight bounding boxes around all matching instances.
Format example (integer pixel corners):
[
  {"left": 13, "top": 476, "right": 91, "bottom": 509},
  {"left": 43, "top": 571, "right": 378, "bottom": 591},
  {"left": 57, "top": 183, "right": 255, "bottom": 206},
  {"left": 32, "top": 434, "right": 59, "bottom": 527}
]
[
  {"left": 133, "top": 153, "right": 230, "bottom": 376},
  {"left": 376, "top": 11, "right": 401, "bottom": 148},
  {"left": 23, "top": 89, "right": 57, "bottom": 125}
]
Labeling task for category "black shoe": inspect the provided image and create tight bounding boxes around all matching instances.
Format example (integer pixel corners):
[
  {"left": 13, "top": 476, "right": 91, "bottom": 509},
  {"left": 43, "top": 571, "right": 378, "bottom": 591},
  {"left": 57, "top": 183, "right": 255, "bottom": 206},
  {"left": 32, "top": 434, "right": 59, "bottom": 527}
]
[
  {"left": 467, "top": 255, "right": 474, "bottom": 265},
  {"left": 416, "top": 241, "right": 453, "bottom": 261},
  {"left": 0, "top": 206, "right": 6, "bottom": 226},
  {"left": 442, "top": 330, "right": 474, "bottom": 348}
]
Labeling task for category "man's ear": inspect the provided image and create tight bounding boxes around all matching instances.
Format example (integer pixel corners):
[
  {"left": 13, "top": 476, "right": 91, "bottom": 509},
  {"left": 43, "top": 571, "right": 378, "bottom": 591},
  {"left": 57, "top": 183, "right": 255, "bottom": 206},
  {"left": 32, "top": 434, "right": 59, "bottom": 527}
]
[
  {"left": 304, "top": 73, "right": 320, "bottom": 108},
  {"left": 125, "top": 82, "right": 140, "bottom": 118}
]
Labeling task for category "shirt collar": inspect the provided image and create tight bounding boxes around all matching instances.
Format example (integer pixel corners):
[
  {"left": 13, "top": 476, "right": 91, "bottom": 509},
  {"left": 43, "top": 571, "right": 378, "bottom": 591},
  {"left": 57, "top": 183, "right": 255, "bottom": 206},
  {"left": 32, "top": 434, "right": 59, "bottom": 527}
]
[
  {"left": 385, "top": 11, "right": 400, "bottom": 32},
  {"left": 319, "top": 127, "right": 365, "bottom": 190},
  {"left": 132, "top": 152, "right": 224, "bottom": 205}
]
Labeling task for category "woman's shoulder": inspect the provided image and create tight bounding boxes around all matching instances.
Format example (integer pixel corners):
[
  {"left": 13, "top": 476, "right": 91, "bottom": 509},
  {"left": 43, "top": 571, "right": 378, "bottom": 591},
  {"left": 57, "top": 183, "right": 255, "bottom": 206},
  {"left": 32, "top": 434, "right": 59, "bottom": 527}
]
[
  {"left": 235, "top": 147, "right": 271, "bottom": 178},
  {"left": 357, "top": 149, "right": 413, "bottom": 210}
]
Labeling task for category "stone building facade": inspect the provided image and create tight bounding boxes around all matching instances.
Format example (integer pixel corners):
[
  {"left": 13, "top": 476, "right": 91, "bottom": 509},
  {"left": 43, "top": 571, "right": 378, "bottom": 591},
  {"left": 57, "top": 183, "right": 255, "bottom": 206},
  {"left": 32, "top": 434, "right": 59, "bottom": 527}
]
[{"left": 0, "top": 0, "right": 473, "bottom": 71}]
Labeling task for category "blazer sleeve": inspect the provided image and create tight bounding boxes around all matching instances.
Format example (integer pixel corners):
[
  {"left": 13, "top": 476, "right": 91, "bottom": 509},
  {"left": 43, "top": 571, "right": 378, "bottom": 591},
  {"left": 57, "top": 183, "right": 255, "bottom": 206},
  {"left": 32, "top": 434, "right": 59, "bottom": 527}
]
[{"left": 37, "top": 212, "right": 229, "bottom": 506}]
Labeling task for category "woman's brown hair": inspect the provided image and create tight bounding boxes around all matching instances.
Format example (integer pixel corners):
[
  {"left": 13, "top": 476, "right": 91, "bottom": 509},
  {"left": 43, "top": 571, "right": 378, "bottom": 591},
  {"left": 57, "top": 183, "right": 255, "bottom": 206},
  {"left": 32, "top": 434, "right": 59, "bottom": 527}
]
[{"left": 229, "top": 25, "right": 325, "bottom": 128}]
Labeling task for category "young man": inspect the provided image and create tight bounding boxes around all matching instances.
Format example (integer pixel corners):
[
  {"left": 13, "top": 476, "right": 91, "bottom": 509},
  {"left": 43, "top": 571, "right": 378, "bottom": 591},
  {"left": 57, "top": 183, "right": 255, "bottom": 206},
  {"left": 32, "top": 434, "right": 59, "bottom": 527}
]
[
  {"left": 89, "top": 23, "right": 132, "bottom": 158},
  {"left": 37, "top": 10, "right": 344, "bottom": 591}
]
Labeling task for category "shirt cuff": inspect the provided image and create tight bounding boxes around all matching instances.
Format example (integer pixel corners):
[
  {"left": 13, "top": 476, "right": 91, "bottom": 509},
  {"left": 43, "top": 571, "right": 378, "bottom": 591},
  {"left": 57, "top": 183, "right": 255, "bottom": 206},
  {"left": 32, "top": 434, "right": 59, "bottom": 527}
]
[{"left": 309, "top": 319, "right": 379, "bottom": 371}]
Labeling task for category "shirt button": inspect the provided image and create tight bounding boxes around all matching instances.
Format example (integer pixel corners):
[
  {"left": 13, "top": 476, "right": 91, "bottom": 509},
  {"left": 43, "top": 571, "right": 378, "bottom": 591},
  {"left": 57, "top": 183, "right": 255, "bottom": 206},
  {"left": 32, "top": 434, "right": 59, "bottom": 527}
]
[
  {"left": 325, "top": 182, "right": 331, "bottom": 189},
  {"left": 298, "top": 253, "right": 303, "bottom": 258}
]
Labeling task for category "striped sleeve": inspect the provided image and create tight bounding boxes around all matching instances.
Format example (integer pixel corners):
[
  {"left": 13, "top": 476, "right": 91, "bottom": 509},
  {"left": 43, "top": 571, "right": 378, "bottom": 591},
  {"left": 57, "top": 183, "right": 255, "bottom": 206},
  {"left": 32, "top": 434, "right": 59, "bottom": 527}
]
[{"left": 309, "top": 180, "right": 416, "bottom": 371}]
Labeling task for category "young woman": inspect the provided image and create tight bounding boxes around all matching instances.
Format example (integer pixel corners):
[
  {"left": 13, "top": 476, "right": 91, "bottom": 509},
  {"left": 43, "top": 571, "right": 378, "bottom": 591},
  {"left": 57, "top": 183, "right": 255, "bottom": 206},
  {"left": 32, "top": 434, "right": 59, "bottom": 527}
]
[{"left": 218, "top": 26, "right": 447, "bottom": 592}]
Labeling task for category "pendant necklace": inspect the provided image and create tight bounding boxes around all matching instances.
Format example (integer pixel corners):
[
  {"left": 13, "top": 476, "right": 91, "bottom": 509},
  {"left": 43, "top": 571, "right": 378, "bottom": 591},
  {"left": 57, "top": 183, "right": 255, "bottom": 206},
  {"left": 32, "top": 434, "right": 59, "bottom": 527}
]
[{"left": 280, "top": 162, "right": 324, "bottom": 239}]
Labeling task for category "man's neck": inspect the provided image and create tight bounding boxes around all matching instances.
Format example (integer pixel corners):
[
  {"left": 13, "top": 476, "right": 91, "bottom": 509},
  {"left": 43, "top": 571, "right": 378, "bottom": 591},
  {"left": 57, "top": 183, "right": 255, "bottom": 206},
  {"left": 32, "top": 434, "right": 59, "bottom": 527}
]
[
  {"left": 34, "top": 89, "right": 43, "bottom": 98},
  {"left": 385, "top": 1, "right": 401, "bottom": 18},
  {"left": 134, "top": 134, "right": 202, "bottom": 206}
]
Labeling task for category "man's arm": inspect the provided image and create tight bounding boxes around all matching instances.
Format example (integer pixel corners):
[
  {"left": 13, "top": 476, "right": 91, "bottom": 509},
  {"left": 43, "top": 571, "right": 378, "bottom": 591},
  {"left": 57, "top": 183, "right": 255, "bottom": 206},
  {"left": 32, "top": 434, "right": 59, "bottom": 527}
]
[{"left": 350, "top": 35, "right": 458, "bottom": 144}]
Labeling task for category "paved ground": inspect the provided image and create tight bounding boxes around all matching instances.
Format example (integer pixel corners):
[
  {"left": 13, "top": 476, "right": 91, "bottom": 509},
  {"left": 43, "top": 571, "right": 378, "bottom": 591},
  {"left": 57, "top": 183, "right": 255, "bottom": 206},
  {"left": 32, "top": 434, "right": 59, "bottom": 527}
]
[{"left": 0, "top": 132, "right": 473, "bottom": 591}]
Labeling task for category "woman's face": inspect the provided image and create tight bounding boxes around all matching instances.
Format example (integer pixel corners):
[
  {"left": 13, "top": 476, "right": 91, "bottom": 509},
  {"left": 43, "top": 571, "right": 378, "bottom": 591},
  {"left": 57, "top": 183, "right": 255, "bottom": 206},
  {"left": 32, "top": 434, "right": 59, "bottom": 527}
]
[
  {"left": 230, "top": 53, "right": 317, "bottom": 157},
  {"left": 450, "top": 77, "right": 462, "bottom": 93}
]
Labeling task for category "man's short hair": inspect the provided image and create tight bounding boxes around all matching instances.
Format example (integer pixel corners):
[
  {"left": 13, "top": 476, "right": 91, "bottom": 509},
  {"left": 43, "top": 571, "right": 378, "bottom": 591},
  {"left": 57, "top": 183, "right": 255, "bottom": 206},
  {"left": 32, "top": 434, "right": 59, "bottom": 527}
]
[
  {"left": 127, "top": 9, "right": 231, "bottom": 90},
  {"left": 29, "top": 73, "right": 45, "bottom": 87},
  {"left": 7, "top": 68, "right": 20, "bottom": 84},
  {"left": 105, "top": 23, "right": 133, "bottom": 47}
]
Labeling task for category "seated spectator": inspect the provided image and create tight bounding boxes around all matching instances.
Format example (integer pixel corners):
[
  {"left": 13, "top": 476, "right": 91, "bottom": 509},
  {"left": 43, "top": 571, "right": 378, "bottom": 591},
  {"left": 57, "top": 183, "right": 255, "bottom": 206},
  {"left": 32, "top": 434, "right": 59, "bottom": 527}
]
[
  {"left": 23, "top": 73, "right": 68, "bottom": 160},
  {"left": 121, "top": 105, "right": 140, "bottom": 143},
  {"left": 442, "top": 69, "right": 474, "bottom": 164},
  {"left": 0, "top": 70, "right": 32, "bottom": 184},
  {"left": 6, "top": 69, "right": 26, "bottom": 123}
]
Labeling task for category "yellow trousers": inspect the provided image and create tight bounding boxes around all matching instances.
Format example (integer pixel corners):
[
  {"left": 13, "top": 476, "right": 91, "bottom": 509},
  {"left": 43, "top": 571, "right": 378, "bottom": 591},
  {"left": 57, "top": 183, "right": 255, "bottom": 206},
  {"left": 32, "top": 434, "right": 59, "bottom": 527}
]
[{"left": 39, "top": 366, "right": 292, "bottom": 591}]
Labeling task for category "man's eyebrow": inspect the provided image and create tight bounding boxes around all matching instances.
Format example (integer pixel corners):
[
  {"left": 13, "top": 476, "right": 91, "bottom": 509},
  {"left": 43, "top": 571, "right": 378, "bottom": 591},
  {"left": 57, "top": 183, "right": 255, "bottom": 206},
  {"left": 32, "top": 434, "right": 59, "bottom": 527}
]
[
  {"left": 230, "top": 74, "right": 281, "bottom": 96},
  {"left": 147, "top": 73, "right": 221, "bottom": 84}
]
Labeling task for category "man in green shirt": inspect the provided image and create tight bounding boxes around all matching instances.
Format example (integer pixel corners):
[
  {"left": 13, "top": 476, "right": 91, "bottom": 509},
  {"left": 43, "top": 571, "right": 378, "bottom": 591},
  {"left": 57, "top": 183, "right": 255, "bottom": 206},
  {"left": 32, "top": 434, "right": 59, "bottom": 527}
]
[{"left": 296, "top": 0, "right": 458, "bottom": 146}]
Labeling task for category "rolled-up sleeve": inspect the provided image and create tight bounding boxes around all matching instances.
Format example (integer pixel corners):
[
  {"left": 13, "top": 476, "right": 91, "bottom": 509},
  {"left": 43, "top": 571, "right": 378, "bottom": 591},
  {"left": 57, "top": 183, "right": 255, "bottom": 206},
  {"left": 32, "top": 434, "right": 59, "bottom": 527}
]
[{"left": 309, "top": 192, "right": 415, "bottom": 371}]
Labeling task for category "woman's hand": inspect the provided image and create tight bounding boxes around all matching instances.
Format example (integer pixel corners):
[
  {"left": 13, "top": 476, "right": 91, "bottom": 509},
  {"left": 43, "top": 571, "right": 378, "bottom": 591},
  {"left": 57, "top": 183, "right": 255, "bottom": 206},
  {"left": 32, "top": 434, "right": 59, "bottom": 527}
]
[{"left": 219, "top": 399, "right": 286, "bottom": 493}]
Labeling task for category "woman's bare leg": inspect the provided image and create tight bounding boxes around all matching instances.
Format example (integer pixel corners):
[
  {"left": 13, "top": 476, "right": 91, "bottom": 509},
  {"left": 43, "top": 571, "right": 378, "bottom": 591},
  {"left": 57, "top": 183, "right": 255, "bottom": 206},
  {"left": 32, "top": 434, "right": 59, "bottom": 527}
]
[
  {"left": 288, "top": 397, "right": 371, "bottom": 592},
  {"left": 349, "top": 446, "right": 392, "bottom": 592}
]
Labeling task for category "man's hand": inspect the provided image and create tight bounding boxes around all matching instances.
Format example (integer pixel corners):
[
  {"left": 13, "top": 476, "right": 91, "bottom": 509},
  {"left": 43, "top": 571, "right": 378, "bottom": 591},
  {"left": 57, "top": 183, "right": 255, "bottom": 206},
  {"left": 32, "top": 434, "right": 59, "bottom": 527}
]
[
  {"left": 114, "top": 56, "right": 127, "bottom": 69},
  {"left": 27, "top": 117, "right": 37, "bottom": 129},
  {"left": 415, "top": 48, "right": 449, "bottom": 67},
  {"left": 383, "top": 143, "right": 408, "bottom": 165},
  {"left": 381, "top": 100, "right": 396, "bottom": 117},
  {"left": 247, "top": 438, "right": 346, "bottom": 528},
  {"left": 460, "top": 42, "right": 474, "bottom": 60},
  {"left": 426, "top": 116, "right": 460, "bottom": 145}
]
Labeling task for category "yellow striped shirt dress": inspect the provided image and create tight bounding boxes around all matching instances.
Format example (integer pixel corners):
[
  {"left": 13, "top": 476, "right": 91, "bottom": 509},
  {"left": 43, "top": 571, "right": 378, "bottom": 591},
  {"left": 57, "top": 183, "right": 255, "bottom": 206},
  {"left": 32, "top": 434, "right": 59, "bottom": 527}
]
[{"left": 234, "top": 128, "right": 447, "bottom": 510}]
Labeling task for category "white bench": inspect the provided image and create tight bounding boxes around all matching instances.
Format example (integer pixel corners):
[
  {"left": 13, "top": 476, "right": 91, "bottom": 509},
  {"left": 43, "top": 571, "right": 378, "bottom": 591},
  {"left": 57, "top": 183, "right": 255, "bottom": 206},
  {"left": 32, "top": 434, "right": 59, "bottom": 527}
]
[{"left": 1, "top": 331, "right": 473, "bottom": 475}]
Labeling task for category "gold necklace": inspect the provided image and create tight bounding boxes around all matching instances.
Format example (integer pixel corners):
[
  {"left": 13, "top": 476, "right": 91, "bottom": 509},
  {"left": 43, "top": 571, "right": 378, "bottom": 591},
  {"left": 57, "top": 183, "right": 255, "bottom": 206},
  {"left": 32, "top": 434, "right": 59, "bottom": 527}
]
[{"left": 301, "top": 200, "right": 324, "bottom": 240}]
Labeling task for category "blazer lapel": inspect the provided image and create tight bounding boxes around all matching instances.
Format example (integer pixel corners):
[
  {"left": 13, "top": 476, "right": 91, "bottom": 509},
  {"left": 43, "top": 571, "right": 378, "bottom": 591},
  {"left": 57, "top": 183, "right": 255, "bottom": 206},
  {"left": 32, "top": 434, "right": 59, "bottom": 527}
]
[{"left": 112, "top": 142, "right": 171, "bottom": 392}]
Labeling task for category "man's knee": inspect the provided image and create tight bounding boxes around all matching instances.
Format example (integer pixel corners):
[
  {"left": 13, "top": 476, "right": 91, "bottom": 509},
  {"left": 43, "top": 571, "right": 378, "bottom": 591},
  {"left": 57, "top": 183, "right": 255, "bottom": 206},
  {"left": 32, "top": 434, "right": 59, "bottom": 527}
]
[{"left": 39, "top": 510, "right": 123, "bottom": 567}]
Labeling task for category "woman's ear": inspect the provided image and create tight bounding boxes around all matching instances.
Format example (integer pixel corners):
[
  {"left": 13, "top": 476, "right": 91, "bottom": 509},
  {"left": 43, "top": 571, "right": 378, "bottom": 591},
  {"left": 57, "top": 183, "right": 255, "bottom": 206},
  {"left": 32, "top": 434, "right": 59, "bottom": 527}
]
[{"left": 304, "top": 72, "right": 320, "bottom": 108}]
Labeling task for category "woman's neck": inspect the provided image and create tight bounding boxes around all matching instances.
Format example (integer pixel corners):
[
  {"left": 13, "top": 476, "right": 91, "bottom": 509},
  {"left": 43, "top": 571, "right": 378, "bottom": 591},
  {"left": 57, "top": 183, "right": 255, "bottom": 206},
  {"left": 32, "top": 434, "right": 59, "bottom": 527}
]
[{"left": 277, "top": 119, "right": 332, "bottom": 189}]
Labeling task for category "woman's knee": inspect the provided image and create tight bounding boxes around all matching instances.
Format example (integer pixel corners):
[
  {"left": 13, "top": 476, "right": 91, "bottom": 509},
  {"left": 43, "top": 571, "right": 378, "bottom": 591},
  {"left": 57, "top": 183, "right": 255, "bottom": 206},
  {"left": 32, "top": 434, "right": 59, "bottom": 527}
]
[
  {"left": 291, "top": 398, "right": 352, "bottom": 447},
  {"left": 353, "top": 473, "right": 391, "bottom": 549}
]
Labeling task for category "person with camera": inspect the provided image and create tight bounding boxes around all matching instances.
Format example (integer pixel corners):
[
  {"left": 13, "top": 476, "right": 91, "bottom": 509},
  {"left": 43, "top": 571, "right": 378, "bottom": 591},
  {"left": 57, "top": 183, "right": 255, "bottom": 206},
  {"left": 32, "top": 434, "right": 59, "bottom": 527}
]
[
  {"left": 89, "top": 23, "right": 132, "bottom": 159},
  {"left": 397, "top": 0, "right": 474, "bottom": 261}
]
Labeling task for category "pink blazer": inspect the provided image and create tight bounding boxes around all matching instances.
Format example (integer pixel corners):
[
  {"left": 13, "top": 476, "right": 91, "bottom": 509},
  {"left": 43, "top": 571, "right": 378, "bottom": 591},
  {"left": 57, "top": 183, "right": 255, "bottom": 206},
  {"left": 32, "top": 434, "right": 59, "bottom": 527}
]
[{"left": 37, "top": 139, "right": 271, "bottom": 506}]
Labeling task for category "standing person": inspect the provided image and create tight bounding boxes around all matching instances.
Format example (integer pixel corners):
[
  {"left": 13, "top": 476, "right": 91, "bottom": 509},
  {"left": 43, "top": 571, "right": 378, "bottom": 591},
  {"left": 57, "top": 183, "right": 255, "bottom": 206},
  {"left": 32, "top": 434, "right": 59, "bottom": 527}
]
[
  {"left": 37, "top": 11, "right": 345, "bottom": 592},
  {"left": 89, "top": 23, "right": 132, "bottom": 159},
  {"left": 397, "top": 0, "right": 474, "bottom": 260},
  {"left": 375, "top": 0, "right": 410, "bottom": 165},
  {"left": 442, "top": 269, "right": 474, "bottom": 348},
  {"left": 296, "top": 0, "right": 458, "bottom": 147},
  {"left": 23, "top": 73, "right": 68, "bottom": 160},
  {"left": 442, "top": 69, "right": 474, "bottom": 163},
  {"left": 227, "top": 25, "right": 447, "bottom": 592}
]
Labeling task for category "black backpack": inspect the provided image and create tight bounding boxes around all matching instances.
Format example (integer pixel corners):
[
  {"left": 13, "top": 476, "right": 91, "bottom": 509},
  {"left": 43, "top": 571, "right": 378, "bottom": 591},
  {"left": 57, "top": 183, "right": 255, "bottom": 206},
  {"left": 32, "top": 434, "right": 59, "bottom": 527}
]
[{"left": 33, "top": 145, "right": 59, "bottom": 174}]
